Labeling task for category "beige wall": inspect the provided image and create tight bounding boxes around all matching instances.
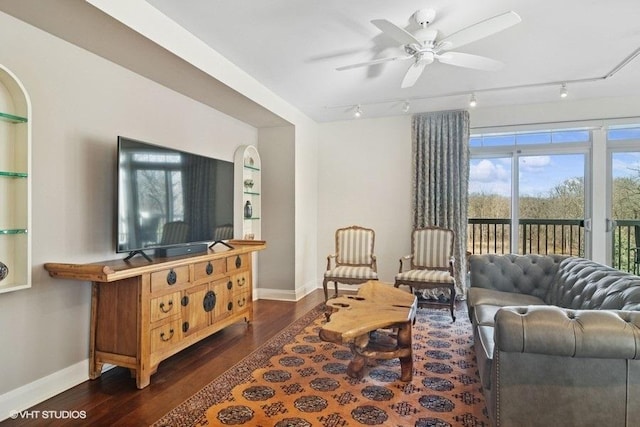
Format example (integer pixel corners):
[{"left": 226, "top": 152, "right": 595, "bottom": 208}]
[
  {"left": 0, "top": 11, "right": 257, "bottom": 400},
  {"left": 317, "top": 116, "right": 413, "bottom": 284}
]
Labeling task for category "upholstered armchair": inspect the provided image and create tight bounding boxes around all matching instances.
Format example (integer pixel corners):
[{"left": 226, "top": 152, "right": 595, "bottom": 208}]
[
  {"left": 323, "top": 225, "right": 378, "bottom": 300},
  {"left": 395, "top": 227, "right": 456, "bottom": 321}
]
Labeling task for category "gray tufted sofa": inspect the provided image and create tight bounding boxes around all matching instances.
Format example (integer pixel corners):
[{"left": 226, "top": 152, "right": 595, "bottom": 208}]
[{"left": 467, "top": 253, "right": 640, "bottom": 427}]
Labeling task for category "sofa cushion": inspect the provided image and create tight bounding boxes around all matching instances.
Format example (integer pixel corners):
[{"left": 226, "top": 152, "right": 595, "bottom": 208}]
[
  {"left": 467, "top": 287, "right": 546, "bottom": 321},
  {"left": 468, "top": 287, "right": 546, "bottom": 309}
]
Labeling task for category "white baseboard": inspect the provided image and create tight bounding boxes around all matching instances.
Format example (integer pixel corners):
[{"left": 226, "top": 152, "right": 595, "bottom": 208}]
[
  {"left": 0, "top": 359, "right": 90, "bottom": 422},
  {"left": 256, "top": 282, "right": 321, "bottom": 301}
]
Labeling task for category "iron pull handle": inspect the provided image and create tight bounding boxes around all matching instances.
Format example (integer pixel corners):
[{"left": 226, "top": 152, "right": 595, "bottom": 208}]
[
  {"left": 159, "top": 300, "right": 173, "bottom": 313},
  {"left": 206, "top": 261, "right": 214, "bottom": 275},
  {"left": 235, "top": 256, "right": 242, "bottom": 268},
  {"left": 203, "top": 290, "right": 216, "bottom": 312},
  {"left": 167, "top": 269, "right": 177, "bottom": 285},
  {"left": 237, "top": 277, "right": 246, "bottom": 287},
  {"left": 160, "top": 329, "right": 174, "bottom": 342},
  {"left": 237, "top": 297, "right": 246, "bottom": 307}
]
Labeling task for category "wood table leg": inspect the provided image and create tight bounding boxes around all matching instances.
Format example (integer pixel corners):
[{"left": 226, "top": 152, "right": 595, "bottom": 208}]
[
  {"left": 397, "top": 321, "right": 413, "bottom": 381},
  {"left": 347, "top": 349, "right": 367, "bottom": 380}
]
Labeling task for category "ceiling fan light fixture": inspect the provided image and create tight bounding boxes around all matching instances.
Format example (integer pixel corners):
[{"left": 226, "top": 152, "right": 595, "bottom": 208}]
[
  {"left": 560, "top": 83, "right": 568, "bottom": 98},
  {"left": 469, "top": 93, "right": 477, "bottom": 108},
  {"left": 354, "top": 104, "right": 362, "bottom": 118},
  {"left": 402, "top": 100, "right": 411, "bottom": 113}
]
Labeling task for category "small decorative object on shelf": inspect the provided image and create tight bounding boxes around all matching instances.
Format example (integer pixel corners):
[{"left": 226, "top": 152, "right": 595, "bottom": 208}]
[
  {"left": 0, "top": 261, "right": 8, "bottom": 282},
  {"left": 235, "top": 145, "right": 260, "bottom": 241}
]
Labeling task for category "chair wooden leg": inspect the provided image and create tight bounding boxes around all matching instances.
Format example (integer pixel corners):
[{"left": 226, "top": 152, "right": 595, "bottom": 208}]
[
  {"left": 449, "top": 285, "right": 456, "bottom": 322},
  {"left": 322, "top": 278, "right": 329, "bottom": 301},
  {"left": 333, "top": 281, "right": 338, "bottom": 299}
]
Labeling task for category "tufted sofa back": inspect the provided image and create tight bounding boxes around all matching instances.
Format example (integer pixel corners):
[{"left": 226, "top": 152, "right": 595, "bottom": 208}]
[
  {"left": 469, "top": 253, "right": 567, "bottom": 301},
  {"left": 549, "top": 257, "right": 640, "bottom": 310}
]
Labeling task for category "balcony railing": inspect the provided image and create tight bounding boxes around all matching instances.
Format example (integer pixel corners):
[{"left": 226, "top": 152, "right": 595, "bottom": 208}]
[
  {"left": 613, "top": 220, "right": 640, "bottom": 274},
  {"left": 467, "top": 218, "right": 640, "bottom": 273}
]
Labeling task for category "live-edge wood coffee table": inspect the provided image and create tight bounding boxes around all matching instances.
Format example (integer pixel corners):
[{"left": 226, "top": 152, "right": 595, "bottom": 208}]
[{"left": 319, "top": 280, "right": 417, "bottom": 381}]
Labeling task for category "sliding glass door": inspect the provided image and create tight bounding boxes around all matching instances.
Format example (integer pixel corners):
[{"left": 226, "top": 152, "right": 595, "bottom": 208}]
[
  {"left": 469, "top": 130, "right": 590, "bottom": 257},
  {"left": 607, "top": 127, "right": 640, "bottom": 272},
  {"left": 518, "top": 153, "right": 586, "bottom": 256}
]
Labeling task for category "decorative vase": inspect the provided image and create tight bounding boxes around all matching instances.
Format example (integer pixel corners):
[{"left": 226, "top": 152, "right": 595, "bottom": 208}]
[
  {"left": 244, "top": 200, "right": 253, "bottom": 218},
  {"left": 0, "top": 261, "right": 8, "bottom": 282}
]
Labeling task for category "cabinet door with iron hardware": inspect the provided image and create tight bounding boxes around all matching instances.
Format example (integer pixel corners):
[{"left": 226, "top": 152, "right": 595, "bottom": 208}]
[
  {"left": 180, "top": 283, "right": 212, "bottom": 337},
  {"left": 212, "top": 278, "right": 234, "bottom": 320}
]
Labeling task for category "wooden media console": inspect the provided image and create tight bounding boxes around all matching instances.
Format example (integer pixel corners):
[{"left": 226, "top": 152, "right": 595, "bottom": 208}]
[{"left": 45, "top": 240, "right": 265, "bottom": 389}]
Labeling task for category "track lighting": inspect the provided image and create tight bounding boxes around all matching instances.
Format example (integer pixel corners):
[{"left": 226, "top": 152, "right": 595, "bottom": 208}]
[
  {"left": 402, "top": 100, "right": 411, "bottom": 113},
  {"left": 469, "top": 93, "right": 477, "bottom": 108},
  {"left": 560, "top": 83, "right": 568, "bottom": 98},
  {"left": 354, "top": 104, "right": 362, "bottom": 118}
]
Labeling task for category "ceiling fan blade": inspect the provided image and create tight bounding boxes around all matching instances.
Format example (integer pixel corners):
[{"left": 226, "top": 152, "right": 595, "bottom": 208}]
[
  {"left": 371, "top": 19, "right": 422, "bottom": 46},
  {"left": 401, "top": 60, "right": 428, "bottom": 88},
  {"left": 336, "top": 55, "right": 412, "bottom": 71},
  {"left": 437, "top": 52, "right": 504, "bottom": 71},
  {"left": 437, "top": 11, "right": 521, "bottom": 51}
]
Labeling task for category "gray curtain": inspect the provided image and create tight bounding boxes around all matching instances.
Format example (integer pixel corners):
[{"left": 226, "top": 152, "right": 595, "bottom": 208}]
[{"left": 412, "top": 110, "right": 470, "bottom": 297}]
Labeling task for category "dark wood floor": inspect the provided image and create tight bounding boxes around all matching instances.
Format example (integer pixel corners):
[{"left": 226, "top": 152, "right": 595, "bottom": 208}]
[{"left": 2, "top": 289, "right": 326, "bottom": 427}]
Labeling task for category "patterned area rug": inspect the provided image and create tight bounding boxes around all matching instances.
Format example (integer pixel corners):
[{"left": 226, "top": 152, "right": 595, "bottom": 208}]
[{"left": 153, "top": 303, "right": 489, "bottom": 427}]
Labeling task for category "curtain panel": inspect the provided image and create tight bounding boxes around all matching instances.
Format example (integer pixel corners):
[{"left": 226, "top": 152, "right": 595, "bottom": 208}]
[{"left": 412, "top": 110, "right": 470, "bottom": 296}]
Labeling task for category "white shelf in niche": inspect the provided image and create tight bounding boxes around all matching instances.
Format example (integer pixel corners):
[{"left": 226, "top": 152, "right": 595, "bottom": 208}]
[
  {"left": 234, "top": 145, "right": 261, "bottom": 241},
  {"left": 0, "top": 64, "right": 32, "bottom": 293}
]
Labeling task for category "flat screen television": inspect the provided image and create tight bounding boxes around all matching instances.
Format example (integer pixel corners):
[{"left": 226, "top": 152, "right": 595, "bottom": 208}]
[{"left": 116, "top": 136, "right": 234, "bottom": 260}]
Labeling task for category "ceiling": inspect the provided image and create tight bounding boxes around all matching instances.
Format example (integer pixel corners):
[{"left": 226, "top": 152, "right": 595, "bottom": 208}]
[{"left": 145, "top": 0, "right": 640, "bottom": 122}]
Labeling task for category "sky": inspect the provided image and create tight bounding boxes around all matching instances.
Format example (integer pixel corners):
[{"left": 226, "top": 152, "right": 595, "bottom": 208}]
[
  {"left": 469, "top": 154, "right": 585, "bottom": 197},
  {"left": 469, "top": 128, "right": 640, "bottom": 198}
]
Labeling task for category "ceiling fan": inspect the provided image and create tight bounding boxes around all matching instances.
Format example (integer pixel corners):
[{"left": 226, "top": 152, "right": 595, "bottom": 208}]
[{"left": 337, "top": 9, "right": 522, "bottom": 88}]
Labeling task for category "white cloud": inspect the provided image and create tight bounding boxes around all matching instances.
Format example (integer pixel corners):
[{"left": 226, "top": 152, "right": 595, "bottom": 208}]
[
  {"left": 519, "top": 155, "right": 551, "bottom": 172},
  {"left": 470, "top": 159, "right": 509, "bottom": 183}
]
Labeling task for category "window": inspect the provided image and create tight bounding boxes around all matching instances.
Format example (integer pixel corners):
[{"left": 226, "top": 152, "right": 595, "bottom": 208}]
[{"left": 469, "top": 128, "right": 590, "bottom": 256}]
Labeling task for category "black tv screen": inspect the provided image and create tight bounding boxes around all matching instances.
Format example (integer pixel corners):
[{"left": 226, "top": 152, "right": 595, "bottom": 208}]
[{"left": 116, "top": 137, "right": 234, "bottom": 255}]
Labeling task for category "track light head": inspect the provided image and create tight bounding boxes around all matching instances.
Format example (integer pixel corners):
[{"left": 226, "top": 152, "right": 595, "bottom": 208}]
[
  {"left": 354, "top": 104, "right": 362, "bottom": 118},
  {"left": 469, "top": 93, "right": 477, "bottom": 108},
  {"left": 402, "top": 100, "right": 410, "bottom": 113},
  {"left": 560, "top": 83, "right": 568, "bottom": 98}
]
